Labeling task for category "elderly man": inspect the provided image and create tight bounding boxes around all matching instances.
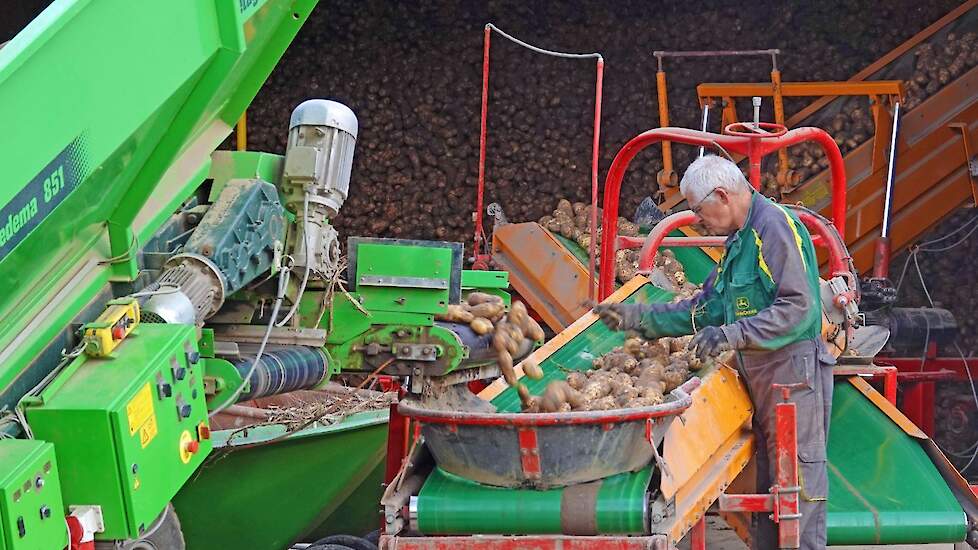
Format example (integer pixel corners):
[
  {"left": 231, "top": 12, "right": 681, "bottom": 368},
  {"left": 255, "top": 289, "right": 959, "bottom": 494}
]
[{"left": 595, "top": 155, "right": 834, "bottom": 549}]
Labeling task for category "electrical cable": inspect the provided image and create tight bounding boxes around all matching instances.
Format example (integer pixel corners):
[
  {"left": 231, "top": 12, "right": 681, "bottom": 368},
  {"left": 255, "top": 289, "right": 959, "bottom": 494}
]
[
  {"left": 13, "top": 341, "right": 86, "bottom": 439},
  {"left": 277, "top": 192, "right": 312, "bottom": 327},
  {"left": 910, "top": 252, "right": 978, "bottom": 472},
  {"left": 208, "top": 261, "right": 291, "bottom": 417}
]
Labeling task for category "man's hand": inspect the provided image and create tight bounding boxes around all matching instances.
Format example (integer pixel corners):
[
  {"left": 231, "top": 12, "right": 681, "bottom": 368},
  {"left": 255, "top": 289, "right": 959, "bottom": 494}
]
[
  {"left": 593, "top": 303, "right": 644, "bottom": 331},
  {"left": 689, "top": 326, "right": 731, "bottom": 362}
]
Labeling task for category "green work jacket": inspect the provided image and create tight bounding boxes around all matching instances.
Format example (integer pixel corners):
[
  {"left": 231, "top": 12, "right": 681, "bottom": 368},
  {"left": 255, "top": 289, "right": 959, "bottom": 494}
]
[{"left": 639, "top": 193, "right": 822, "bottom": 351}]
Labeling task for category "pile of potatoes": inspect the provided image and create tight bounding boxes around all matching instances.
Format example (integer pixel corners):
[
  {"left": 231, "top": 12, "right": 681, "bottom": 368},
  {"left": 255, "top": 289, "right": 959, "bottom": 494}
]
[
  {"left": 538, "top": 198, "right": 702, "bottom": 288},
  {"left": 438, "top": 294, "right": 546, "bottom": 410},
  {"left": 520, "top": 335, "right": 717, "bottom": 413},
  {"left": 538, "top": 199, "right": 644, "bottom": 284}
]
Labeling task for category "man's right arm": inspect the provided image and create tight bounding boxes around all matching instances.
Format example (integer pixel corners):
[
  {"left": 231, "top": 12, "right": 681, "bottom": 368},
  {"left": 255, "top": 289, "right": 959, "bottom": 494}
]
[{"left": 636, "top": 268, "right": 725, "bottom": 338}]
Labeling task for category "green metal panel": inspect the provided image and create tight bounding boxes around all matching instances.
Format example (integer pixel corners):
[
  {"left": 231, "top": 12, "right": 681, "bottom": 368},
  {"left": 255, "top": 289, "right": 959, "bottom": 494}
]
[
  {"left": 0, "top": 0, "right": 317, "bottom": 415},
  {"left": 173, "top": 409, "right": 389, "bottom": 550},
  {"left": 305, "top": 461, "right": 385, "bottom": 540},
  {"left": 826, "top": 382, "right": 966, "bottom": 545},
  {"left": 0, "top": 440, "right": 67, "bottom": 550},
  {"left": 208, "top": 151, "right": 285, "bottom": 202},
  {"left": 461, "top": 269, "right": 509, "bottom": 290},
  {"left": 416, "top": 466, "right": 652, "bottom": 535},
  {"left": 26, "top": 324, "right": 211, "bottom": 539},
  {"left": 462, "top": 269, "right": 512, "bottom": 306},
  {"left": 351, "top": 240, "right": 458, "bottom": 315}
]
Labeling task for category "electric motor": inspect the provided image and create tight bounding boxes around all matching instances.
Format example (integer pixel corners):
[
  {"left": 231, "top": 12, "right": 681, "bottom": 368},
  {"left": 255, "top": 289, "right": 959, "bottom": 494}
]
[{"left": 281, "top": 99, "right": 358, "bottom": 276}]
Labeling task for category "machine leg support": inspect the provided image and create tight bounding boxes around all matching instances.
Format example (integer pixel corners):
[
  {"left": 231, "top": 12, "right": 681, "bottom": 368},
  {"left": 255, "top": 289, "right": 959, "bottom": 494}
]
[
  {"left": 719, "top": 386, "right": 802, "bottom": 549},
  {"left": 690, "top": 517, "right": 706, "bottom": 550}
]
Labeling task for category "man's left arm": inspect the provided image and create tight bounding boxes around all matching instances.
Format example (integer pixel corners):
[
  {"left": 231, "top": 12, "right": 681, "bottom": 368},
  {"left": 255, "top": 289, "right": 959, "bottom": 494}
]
[{"left": 720, "top": 217, "right": 814, "bottom": 350}]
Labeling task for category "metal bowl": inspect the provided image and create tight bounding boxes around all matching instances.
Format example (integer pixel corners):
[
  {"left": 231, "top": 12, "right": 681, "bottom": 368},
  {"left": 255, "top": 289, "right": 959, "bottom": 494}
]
[{"left": 398, "top": 378, "right": 700, "bottom": 489}]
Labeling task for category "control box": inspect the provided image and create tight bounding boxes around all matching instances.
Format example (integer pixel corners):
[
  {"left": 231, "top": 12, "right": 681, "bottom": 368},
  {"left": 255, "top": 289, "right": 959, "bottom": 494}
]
[
  {"left": 0, "top": 440, "right": 67, "bottom": 550},
  {"left": 27, "top": 323, "right": 211, "bottom": 540}
]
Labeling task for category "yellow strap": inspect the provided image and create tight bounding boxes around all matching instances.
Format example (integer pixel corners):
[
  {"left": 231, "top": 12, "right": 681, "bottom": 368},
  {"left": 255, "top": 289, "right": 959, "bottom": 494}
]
[
  {"left": 776, "top": 205, "right": 807, "bottom": 270},
  {"left": 752, "top": 229, "right": 775, "bottom": 285}
]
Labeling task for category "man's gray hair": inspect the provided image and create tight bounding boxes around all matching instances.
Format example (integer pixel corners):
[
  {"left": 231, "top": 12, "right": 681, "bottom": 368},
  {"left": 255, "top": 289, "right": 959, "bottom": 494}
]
[{"left": 679, "top": 155, "right": 751, "bottom": 204}]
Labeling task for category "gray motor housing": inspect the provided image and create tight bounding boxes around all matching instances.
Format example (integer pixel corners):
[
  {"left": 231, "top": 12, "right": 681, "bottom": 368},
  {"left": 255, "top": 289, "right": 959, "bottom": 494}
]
[
  {"left": 142, "top": 179, "right": 286, "bottom": 324},
  {"left": 281, "top": 99, "right": 358, "bottom": 277}
]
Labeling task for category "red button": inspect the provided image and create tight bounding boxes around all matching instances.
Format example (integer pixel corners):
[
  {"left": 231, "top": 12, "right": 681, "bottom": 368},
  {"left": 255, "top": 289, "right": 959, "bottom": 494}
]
[
  {"left": 186, "top": 440, "right": 200, "bottom": 454},
  {"left": 111, "top": 325, "right": 125, "bottom": 340}
]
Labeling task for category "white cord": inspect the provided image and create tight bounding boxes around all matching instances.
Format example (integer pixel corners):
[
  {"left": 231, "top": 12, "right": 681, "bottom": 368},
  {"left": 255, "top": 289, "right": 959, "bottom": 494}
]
[
  {"left": 209, "top": 263, "right": 290, "bottom": 417},
  {"left": 13, "top": 342, "right": 86, "bottom": 439},
  {"left": 277, "top": 192, "right": 312, "bottom": 327}
]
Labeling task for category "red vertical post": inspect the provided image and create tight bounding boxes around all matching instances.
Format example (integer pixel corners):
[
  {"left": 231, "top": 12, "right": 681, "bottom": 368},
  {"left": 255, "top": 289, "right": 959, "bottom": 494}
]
[
  {"left": 775, "top": 394, "right": 801, "bottom": 548},
  {"left": 748, "top": 139, "right": 762, "bottom": 190},
  {"left": 883, "top": 368, "right": 897, "bottom": 405},
  {"left": 903, "top": 382, "right": 936, "bottom": 436},
  {"left": 587, "top": 58, "right": 604, "bottom": 301},
  {"left": 385, "top": 403, "right": 408, "bottom": 485},
  {"left": 473, "top": 26, "right": 492, "bottom": 263},
  {"left": 690, "top": 517, "right": 706, "bottom": 550}
]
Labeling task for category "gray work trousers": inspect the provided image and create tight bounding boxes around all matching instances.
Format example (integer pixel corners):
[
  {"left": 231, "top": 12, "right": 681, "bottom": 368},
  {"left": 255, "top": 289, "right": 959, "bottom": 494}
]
[{"left": 738, "top": 339, "right": 834, "bottom": 550}]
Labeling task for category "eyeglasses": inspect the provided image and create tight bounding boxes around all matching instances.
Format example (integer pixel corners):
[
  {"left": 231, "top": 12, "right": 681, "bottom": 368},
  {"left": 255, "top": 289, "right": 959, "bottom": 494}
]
[{"left": 690, "top": 187, "right": 719, "bottom": 217}]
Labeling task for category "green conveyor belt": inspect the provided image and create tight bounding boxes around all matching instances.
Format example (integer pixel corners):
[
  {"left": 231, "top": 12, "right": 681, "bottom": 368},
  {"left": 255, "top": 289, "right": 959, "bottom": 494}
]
[
  {"left": 491, "top": 281, "right": 676, "bottom": 413},
  {"left": 826, "top": 382, "right": 966, "bottom": 544},
  {"left": 416, "top": 466, "right": 652, "bottom": 535}
]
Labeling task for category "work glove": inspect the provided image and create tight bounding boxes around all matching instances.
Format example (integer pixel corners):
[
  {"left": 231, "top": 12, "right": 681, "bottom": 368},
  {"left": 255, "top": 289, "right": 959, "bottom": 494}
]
[
  {"left": 689, "top": 326, "right": 731, "bottom": 362},
  {"left": 592, "top": 303, "right": 645, "bottom": 332}
]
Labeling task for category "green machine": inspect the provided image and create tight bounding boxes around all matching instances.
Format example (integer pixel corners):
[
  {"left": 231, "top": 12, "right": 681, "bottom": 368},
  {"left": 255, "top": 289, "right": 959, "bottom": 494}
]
[
  {"left": 0, "top": 2, "right": 521, "bottom": 548},
  {"left": 0, "top": 441, "right": 67, "bottom": 550}
]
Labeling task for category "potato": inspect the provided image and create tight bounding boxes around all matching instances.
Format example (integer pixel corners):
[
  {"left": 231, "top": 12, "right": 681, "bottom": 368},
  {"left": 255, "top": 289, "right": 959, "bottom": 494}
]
[
  {"left": 467, "top": 292, "right": 504, "bottom": 306},
  {"left": 556, "top": 199, "right": 574, "bottom": 216},
  {"left": 509, "top": 301, "right": 530, "bottom": 332},
  {"left": 525, "top": 317, "right": 545, "bottom": 342},
  {"left": 627, "top": 395, "right": 663, "bottom": 408},
  {"left": 468, "top": 301, "right": 504, "bottom": 320},
  {"left": 435, "top": 304, "right": 474, "bottom": 323},
  {"left": 640, "top": 385, "right": 666, "bottom": 399},
  {"left": 470, "top": 317, "right": 493, "bottom": 335},
  {"left": 523, "top": 360, "right": 544, "bottom": 380},
  {"left": 565, "top": 371, "right": 587, "bottom": 390},
  {"left": 623, "top": 337, "right": 644, "bottom": 357},
  {"left": 586, "top": 396, "right": 618, "bottom": 411},
  {"left": 661, "top": 369, "right": 686, "bottom": 392},
  {"left": 582, "top": 378, "right": 612, "bottom": 400},
  {"left": 497, "top": 349, "right": 513, "bottom": 374},
  {"left": 493, "top": 325, "right": 513, "bottom": 354}
]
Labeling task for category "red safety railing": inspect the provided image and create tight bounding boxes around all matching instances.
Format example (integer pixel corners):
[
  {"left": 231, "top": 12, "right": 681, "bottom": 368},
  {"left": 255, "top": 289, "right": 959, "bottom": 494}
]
[{"left": 598, "top": 124, "right": 849, "bottom": 300}]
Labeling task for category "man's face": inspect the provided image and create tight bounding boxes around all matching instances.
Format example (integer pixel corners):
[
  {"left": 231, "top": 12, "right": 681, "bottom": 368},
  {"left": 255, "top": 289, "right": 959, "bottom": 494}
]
[{"left": 689, "top": 187, "right": 737, "bottom": 235}]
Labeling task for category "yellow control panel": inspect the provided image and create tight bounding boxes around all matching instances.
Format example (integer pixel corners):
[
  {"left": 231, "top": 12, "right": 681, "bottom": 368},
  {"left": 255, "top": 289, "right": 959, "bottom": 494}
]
[{"left": 83, "top": 298, "right": 140, "bottom": 357}]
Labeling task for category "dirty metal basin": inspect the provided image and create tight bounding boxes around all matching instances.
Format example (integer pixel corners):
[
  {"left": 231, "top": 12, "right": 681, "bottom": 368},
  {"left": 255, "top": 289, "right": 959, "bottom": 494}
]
[{"left": 399, "top": 378, "right": 700, "bottom": 489}]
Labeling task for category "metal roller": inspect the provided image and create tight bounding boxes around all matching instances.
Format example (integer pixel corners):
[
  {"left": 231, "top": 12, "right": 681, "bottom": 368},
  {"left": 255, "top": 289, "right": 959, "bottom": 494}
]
[{"left": 232, "top": 346, "right": 328, "bottom": 402}]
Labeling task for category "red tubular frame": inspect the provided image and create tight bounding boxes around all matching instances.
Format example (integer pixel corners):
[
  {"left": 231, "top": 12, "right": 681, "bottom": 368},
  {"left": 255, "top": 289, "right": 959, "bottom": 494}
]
[
  {"left": 599, "top": 126, "right": 847, "bottom": 300},
  {"left": 473, "top": 26, "right": 604, "bottom": 270},
  {"left": 719, "top": 385, "right": 802, "bottom": 548}
]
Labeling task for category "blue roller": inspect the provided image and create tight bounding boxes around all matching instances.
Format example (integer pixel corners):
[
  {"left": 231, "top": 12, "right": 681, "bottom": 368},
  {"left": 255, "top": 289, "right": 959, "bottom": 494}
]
[{"left": 232, "top": 346, "right": 328, "bottom": 401}]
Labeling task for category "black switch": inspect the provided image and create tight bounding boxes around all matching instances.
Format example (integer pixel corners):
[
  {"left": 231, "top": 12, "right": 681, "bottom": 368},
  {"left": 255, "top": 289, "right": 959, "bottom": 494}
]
[
  {"left": 178, "top": 403, "right": 192, "bottom": 419},
  {"left": 17, "top": 516, "right": 25, "bottom": 537},
  {"left": 173, "top": 367, "right": 187, "bottom": 381},
  {"left": 186, "top": 351, "right": 200, "bottom": 365},
  {"left": 157, "top": 383, "right": 172, "bottom": 399},
  {"left": 39, "top": 505, "right": 51, "bottom": 519}
]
